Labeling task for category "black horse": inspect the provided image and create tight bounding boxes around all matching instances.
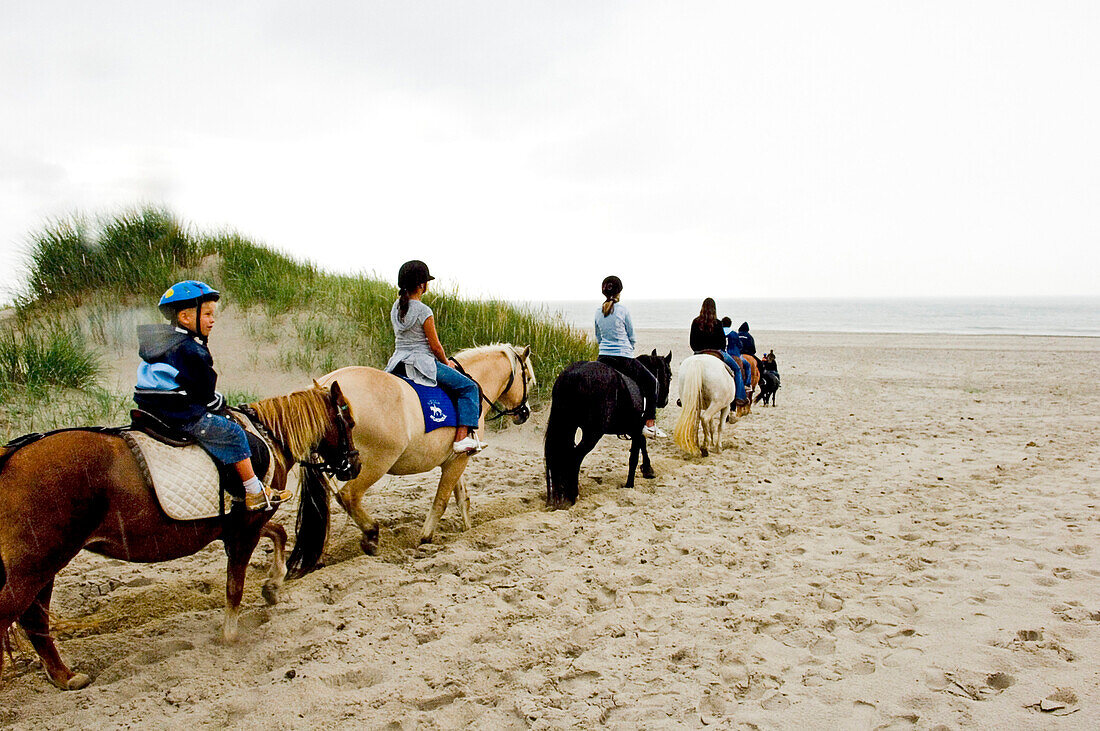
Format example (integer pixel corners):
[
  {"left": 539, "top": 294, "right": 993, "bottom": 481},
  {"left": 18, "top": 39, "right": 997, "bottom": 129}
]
[
  {"left": 544, "top": 350, "right": 672, "bottom": 507},
  {"left": 756, "top": 351, "right": 781, "bottom": 406}
]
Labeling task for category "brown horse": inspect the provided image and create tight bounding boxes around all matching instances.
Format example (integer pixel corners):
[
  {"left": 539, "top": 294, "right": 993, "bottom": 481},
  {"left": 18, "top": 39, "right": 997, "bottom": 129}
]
[
  {"left": 0, "top": 382, "right": 360, "bottom": 690},
  {"left": 733, "top": 354, "right": 761, "bottom": 419}
]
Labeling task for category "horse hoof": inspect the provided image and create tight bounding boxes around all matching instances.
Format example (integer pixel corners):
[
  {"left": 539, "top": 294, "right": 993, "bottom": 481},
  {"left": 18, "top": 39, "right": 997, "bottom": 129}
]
[
  {"left": 51, "top": 672, "right": 91, "bottom": 690},
  {"left": 418, "top": 534, "right": 434, "bottom": 546},
  {"left": 359, "top": 536, "right": 379, "bottom": 556},
  {"left": 641, "top": 469, "right": 656, "bottom": 479},
  {"left": 261, "top": 581, "right": 280, "bottom": 606},
  {"left": 700, "top": 447, "right": 709, "bottom": 457}
]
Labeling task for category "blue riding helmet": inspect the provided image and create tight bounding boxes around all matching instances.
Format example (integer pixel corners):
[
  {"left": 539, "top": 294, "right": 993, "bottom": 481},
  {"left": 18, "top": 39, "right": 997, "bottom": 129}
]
[{"left": 158, "top": 280, "right": 220, "bottom": 320}]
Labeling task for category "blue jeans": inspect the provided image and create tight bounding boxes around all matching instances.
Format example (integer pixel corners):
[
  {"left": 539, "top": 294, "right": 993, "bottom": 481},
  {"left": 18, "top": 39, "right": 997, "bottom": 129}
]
[
  {"left": 177, "top": 412, "right": 252, "bottom": 465},
  {"left": 435, "top": 362, "right": 481, "bottom": 428},
  {"left": 717, "top": 352, "right": 747, "bottom": 402}
]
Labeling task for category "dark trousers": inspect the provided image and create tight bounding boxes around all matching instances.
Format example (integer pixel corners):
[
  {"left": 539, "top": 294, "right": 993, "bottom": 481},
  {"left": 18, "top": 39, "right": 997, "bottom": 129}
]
[{"left": 598, "top": 355, "right": 658, "bottom": 421}]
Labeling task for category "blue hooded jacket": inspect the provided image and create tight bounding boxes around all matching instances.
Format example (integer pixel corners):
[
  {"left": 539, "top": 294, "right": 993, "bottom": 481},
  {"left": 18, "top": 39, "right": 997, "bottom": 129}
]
[
  {"left": 737, "top": 322, "right": 756, "bottom": 356},
  {"left": 134, "top": 324, "right": 221, "bottom": 423}
]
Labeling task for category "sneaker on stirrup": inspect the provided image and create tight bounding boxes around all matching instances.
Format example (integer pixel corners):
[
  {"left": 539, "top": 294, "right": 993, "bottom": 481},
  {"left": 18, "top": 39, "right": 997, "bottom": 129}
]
[
  {"left": 642, "top": 424, "right": 667, "bottom": 439},
  {"left": 452, "top": 435, "right": 487, "bottom": 453},
  {"left": 244, "top": 484, "right": 292, "bottom": 511}
]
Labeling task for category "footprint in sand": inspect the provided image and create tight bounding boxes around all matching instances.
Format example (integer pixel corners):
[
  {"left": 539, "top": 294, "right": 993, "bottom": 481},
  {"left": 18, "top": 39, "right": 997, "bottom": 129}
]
[
  {"left": 882, "top": 648, "right": 923, "bottom": 668},
  {"left": 132, "top": 639, "right": 195, "bottom": 666}
]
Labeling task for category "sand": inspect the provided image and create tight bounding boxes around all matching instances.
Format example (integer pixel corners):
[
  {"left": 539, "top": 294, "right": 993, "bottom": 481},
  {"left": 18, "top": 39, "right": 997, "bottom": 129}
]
[{"left": 2, "top": 326, "right": 1098, "bottom": 729}]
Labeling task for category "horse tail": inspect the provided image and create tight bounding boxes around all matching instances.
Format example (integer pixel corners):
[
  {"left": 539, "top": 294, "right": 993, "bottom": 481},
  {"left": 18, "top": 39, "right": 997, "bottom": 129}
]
[
  {"left": 286, "top": 464, "right": 331, "bottom": 578},
  {"left": 674, "top": 359, "right": 704, "bottom": 457},
  {"left": 544, "top": 396, "right": 579, "bottom": 507}
]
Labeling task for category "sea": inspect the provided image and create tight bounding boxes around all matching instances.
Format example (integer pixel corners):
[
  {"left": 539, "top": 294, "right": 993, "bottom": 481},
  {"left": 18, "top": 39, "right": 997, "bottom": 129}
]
[{"left": 523, "top": 298, "right": 1100, "bottom": 338}]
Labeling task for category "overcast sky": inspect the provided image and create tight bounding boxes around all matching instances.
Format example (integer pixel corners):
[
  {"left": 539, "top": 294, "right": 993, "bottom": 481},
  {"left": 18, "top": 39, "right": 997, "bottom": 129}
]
[{"left": 1, "top": 1, "right": 1097, "bottom": 302}]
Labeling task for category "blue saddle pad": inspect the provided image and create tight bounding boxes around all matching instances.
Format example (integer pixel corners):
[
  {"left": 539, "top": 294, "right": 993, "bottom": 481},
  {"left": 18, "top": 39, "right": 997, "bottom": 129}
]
[{"left": 402, "top": 379, "right": 458, "bottom": 432}]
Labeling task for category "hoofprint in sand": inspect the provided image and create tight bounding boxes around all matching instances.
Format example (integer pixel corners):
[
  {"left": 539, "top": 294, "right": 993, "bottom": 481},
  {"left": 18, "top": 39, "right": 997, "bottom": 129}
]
[{"left": 2, "top": 328, "right": 1098, "bottom": 729}]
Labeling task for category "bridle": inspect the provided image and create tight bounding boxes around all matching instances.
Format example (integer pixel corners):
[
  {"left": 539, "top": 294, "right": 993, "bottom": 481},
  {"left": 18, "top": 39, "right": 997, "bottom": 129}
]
[
  {"left": 453, "top": 347, "right": 532, "bottom": 422},
  {"left": 237, "top": 399, "right": 360, "bottom": 480}
]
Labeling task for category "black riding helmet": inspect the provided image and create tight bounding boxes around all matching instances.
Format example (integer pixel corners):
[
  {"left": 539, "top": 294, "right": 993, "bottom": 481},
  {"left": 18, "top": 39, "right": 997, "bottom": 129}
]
[
  {"left": 398, "top": 260, "right": 435, "bottom": 292},
  {"left": 601, "top": 275, "right": 623, "bottom": 298}
]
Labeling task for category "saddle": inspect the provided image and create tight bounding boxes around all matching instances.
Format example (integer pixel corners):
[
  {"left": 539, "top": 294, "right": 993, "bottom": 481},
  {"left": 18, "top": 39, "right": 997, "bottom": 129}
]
[
  {"left": 388, "top": 363, "right": 459, "bottom": 433},
  {"left": 697, "top": 349, "right": 740, "bottom": 379},
  {"left": 123, "top": 409, "right": 274, "bottom": 520}
]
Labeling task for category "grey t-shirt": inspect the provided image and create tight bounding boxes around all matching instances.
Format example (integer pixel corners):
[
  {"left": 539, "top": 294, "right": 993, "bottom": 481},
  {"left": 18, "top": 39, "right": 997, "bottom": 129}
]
[{"left": 385, "top": 299, "right": 438, "bottom": 386}]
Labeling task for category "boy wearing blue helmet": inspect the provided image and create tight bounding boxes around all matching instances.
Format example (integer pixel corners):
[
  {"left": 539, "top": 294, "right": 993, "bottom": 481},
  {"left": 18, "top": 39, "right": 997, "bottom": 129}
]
[{"left": 135, "top": 281, "right": 291, "bottom": 511}]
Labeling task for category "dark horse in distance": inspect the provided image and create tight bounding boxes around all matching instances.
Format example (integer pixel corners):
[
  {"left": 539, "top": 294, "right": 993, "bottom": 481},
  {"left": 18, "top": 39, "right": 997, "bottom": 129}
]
[
  {"left": 545, "top": 350, "right": 672, "bottom": 507},
  {"left": 0, "top": 383, "right": 361, "bottom": 690}
]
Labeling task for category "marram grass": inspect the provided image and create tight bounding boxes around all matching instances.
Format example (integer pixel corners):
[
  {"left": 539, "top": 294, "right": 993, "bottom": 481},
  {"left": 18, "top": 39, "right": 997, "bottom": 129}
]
[{"left": 4, "top": 207, "right": 595, "bottom": 439}]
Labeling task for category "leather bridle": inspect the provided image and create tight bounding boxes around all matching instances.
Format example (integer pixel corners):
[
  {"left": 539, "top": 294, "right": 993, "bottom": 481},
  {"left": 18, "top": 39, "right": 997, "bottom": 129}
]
[{"left": 453, "top": 347, "right": 532, "bottom": 422}]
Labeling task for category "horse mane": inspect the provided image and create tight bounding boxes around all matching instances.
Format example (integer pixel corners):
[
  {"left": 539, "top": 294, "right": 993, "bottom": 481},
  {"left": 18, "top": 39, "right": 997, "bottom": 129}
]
[
  {"left": 247, "top": 386, "right": 331, "bottom": 461},
  {"left": 454, "top": 343, "right": 535, "bottom": 389}
]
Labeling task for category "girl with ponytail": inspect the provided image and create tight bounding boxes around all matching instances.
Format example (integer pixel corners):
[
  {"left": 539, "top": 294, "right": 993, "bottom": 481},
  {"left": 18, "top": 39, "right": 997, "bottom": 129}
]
[
  {"left": 385, "top": 260, "right": 486, "bottom": 453},
  {"left": 594, "top": 275, "right": 666, "bottom": 438}
]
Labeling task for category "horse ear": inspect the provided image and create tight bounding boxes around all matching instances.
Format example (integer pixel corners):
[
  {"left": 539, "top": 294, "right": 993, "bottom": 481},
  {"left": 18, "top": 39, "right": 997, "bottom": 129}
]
[
  {"left": 329, "top": 380, "right": 344, "bottom": 402},
  {"left": 519, "top": 345, "right": 531, "bottom": 361},
  {"left": 313, "top": 379, "right": 322, "bottom": 389},
  {"left": 665, "top": 351, "right": 672, "bottom": 363},
  {"left": 651, "top": 348, "right": 658, "bottom": 357}
]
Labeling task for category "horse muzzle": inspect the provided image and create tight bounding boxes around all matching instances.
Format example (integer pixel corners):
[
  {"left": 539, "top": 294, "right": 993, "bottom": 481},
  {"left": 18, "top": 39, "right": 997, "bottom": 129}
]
[
  {"left": 332, "top": 449, "right": 362, "bottom": 481},
  {"left": 512, "top": 404, "right": 531, "bottom": 425}
]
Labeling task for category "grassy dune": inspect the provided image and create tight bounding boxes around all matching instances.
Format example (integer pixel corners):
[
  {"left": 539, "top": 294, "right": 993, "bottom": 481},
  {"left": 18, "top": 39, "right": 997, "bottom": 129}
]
[{"left": 1, "top": 207, "right": 593, "bottom": 440}]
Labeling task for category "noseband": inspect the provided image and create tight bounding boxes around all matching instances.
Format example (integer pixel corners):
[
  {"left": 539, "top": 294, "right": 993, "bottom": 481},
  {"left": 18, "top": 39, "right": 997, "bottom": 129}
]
[{"left": 453, "top": 348, "right": 531, "bottom": 422}]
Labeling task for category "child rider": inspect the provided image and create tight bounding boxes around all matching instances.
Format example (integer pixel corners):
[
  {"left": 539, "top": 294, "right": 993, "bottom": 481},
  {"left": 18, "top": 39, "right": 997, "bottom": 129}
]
[{"left": 134, "top": 280, "right": 291, "bottom": 511}]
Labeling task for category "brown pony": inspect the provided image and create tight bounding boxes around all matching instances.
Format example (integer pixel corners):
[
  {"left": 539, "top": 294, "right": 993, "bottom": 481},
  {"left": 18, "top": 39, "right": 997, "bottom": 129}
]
[
  {"left": 732, "top": 355, "right": 761, "bottom": 419},
  {"left": 0, "top": 382, "right": 360, "bottom": 690}
]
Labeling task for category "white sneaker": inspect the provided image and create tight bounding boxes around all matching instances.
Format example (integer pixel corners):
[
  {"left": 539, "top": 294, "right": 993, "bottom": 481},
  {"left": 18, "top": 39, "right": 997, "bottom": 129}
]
[
  {"left": 452, "top": 435, "right": 487, "bottom": 453},
  {"left": 642, "top": 425, "right": 667, "bottom": 438}
]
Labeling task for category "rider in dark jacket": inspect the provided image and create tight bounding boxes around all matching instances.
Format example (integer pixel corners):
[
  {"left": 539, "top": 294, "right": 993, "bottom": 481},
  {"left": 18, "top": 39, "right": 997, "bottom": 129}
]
[
  {"left": 135, "top": 280, "right": 290, "bottom": 511},
  {"left": 737, "top": 322, "right": 756, "bottom": 356}
]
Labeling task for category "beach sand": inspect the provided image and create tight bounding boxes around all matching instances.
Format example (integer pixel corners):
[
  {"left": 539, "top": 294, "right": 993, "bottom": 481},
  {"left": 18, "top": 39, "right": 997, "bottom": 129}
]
[{"left": 2, "top": 327, "right": 1098, "bottom": 728}]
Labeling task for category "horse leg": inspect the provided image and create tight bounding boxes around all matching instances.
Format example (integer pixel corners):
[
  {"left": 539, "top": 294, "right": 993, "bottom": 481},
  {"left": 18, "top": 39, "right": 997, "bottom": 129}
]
[
  {"left": 625, "top": 436, "right": 642, "bottom": 489},
  {"left": 453, "top": 476, "right": 472, "bottom": 531},
  {"left": 421, "top": 456, "right": 470, "bottom": 544},
  {"left": 18, "top": 580, "right": 89, "bottom": 690},
  {"left": 335, "top": 464, "right": 392, "bottom": 556},
  {"left": 222, "top": 526, "right": 264, "bottom": 643},
  {"left": 260, "top": 523, "right": 288, "bottom": 606},
  {"left": 639, "top": 437, "right": 655, "bottom": 479}
]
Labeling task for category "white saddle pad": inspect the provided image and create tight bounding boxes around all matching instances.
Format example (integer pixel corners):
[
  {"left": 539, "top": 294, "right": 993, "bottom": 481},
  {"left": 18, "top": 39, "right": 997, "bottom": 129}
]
[{"left": 122, "top": 419, "right": 277, "bottom": 521}]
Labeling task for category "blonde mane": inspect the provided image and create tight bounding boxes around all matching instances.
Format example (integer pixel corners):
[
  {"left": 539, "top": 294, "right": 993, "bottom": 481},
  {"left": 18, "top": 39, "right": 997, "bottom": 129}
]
[{"left": 247, "top": 386, "right": 331, "bottom": 461}]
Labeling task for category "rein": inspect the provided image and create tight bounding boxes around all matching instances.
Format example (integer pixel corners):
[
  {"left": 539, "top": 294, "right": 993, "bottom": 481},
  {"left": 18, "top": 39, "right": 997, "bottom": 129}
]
[
  {"left": 235, "top": 403, "right": 358, "bottom": 478},
  {"left": 452, "top": 348, "right": 530, "bottom": 421}
]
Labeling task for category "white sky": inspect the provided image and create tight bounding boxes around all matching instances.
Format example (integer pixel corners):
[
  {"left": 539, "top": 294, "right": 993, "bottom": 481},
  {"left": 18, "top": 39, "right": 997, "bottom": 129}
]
[{"left": 1, "top": 1, "right": 1097, "bottom": 302}]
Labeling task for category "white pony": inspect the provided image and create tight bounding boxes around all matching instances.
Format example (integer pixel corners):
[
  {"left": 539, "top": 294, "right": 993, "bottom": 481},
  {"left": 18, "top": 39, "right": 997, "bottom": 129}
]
[{"left": 673, "top": 354, "right": 737, "bottom": 457}]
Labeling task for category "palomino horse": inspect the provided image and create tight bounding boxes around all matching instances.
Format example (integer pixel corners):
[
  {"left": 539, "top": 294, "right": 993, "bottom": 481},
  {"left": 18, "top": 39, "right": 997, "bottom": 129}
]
[
  {"left": 304, "top": 343, "right": 535, "bottom": 567},
  {"left": 673, "top": 354, "right": 736, "bottom": 457},
  {"left": 544, "top": 351, "right": 673, "bottom": 507},
  {"left": 0, "top": 383, "right": 360, "bottom": 690}
]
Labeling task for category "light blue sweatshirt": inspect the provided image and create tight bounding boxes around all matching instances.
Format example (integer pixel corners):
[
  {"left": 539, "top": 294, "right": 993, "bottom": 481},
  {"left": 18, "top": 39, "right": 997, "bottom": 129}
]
[{"left": 594, "top": 303, "right": 636, "bottom": 357}]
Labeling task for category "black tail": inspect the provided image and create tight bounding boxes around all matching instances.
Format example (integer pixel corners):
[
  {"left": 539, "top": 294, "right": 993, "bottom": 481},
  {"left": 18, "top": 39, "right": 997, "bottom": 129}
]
[
  {"left": 544, "top": 401, "right": 579, "bottom": 507},
  {"left": 0, "top": 550, "right": 5, "bottom": 594},
  {"left": 286, "top": 464, "right": 331, "bottom": 578}
]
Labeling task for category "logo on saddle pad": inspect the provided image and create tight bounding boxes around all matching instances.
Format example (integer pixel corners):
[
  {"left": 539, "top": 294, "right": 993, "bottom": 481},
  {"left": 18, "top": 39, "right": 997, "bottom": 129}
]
[{"left": 402, "top": 379, "right": 459, "bottom": 432}]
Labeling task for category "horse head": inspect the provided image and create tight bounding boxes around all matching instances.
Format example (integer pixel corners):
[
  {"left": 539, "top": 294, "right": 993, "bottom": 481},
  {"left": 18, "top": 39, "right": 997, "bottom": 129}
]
[
  {"left": 311, "top": 380, "right": 362, "bottom": 481},
  {"left": 640, "top": 349, "right": 674, "bottom": 408}
]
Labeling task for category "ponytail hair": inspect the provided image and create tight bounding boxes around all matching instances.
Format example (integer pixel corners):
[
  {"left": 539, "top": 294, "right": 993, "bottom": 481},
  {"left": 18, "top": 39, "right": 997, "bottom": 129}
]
[
  {"left": 398, "top": 287, "right": 410, "bottom": 320},
  {"left": 600, "top": 275, "right": 623, "bottom": 316}
]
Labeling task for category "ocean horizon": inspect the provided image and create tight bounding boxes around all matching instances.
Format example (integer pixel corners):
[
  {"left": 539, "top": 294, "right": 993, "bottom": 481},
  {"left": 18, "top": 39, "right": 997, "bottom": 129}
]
[{"left": 519, "top": 297, "right": 1100, "bottom": 338}]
